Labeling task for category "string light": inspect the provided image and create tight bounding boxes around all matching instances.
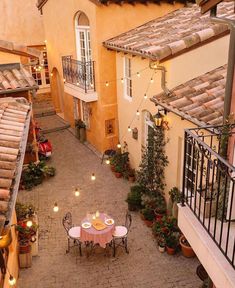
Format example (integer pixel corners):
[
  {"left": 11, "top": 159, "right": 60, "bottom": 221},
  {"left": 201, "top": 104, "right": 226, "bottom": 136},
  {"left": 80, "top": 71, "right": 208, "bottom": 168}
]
[
  {"left": 90, "top": 83, "right": 94, "bottom": 88},
  {"left": 136, "top": 110, "right": 140, "bottom": 116},
  {"left": 53, "top": 202, "right": 59, "bottom": 212},
  {"left": 63, "top": 78, "right": 66, "bottom": 83},
  {"left": 8, "top": 275, "right": 16, "bottom": 286},
  {"left": 117, "top": 143, "right": 121, "bottom": 149},
  {"left": 76, "top": 82, "right": 79, "bottom": 86},
  {"left": 137, "top": 72, "right": 140, "bottom": 77},
  {"left": 121, "top": 78, "right": 124, "bottom": 84},
  {"left": 105, "top": 159, "right": 110, "bottom": 165},
  {"left": 91, "top": 173, "right": 96, "bottom": 181},
  {"left": 150, "top": 78, "right": 154, "bottom": 83},
  {"left": 50, "top": 72, "right": 53, "bottom": 77},
  {"left": 144, "top": 93, "right": 147, "bottom": 100},
  {"left": 43, "top": 47, "right": 46, "bottom": 50},
  {"left": 74, "top": 188, "right": 80, "bottom": 197},
  {"left": 44, "top": 40, "right": 47, "bottom": 44},
  {"left": 105, "top": 81, "right": 109, "bottom": 87},
  {"left": 128, "top": 126, "right": 132, "bottom": 132},
  {"left": 26, "top": 220, "right": 33, "bottom": 228}
]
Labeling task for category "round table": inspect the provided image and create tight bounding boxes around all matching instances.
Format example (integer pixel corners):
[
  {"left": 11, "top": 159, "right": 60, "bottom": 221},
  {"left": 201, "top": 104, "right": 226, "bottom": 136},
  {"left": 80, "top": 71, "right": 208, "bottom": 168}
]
[{"left": 80, "top": 213, "right": 115, "bottom": 248}]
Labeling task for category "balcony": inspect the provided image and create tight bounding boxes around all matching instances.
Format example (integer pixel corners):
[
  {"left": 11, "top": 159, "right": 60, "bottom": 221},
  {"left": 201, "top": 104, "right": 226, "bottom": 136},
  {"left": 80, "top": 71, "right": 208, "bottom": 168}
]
[
  {"left": 62, "top": 56, "right": 97, "bottom": 102},
  {"left": 179, "top": 124, "right": 235, "bottom": 287}
]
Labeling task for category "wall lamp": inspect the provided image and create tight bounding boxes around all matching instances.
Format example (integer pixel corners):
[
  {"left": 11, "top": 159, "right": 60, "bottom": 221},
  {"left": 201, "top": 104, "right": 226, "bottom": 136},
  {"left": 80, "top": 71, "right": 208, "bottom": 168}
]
[{"left": 153, "top": 108, "right": 169, "bottom": 129}]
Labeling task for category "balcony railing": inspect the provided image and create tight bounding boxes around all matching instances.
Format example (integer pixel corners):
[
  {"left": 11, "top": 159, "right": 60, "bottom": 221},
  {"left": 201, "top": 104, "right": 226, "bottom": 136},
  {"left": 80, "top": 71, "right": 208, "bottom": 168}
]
[
  {"left": 182, "top": 124, "right": 235, "bottom": 269},
  {"left": 62, "top": 56, "right": 95, "bottom": 93}
]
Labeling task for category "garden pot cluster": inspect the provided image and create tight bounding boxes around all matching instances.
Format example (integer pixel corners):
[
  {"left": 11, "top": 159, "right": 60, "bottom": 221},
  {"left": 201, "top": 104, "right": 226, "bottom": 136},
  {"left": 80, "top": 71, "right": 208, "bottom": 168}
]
[{"left": 109, "top": 151, "right": 136, "bottom": 182}]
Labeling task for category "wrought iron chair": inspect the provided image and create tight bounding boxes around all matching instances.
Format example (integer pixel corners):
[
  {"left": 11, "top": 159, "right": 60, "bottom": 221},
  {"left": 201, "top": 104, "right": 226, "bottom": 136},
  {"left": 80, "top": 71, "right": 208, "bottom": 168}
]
[
  {"left": 112, "top": 211, "right": 132, "bottom": 257},
  {"left": 62, "top": 212, "right": 82, "bottom": 256}
]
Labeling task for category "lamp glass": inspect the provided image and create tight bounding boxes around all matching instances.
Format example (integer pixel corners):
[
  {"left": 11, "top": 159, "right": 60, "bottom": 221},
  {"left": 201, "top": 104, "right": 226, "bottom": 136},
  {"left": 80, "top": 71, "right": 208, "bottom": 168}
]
[{"left": 154, "top": 112, "right": 163, "bottom": 127}]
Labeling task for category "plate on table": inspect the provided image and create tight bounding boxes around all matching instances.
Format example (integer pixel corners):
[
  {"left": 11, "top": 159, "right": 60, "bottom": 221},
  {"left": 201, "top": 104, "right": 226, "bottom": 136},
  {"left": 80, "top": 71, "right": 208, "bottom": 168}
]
[
  {"left": 82, "top": 222, "right": 91, "bottom": 229},
  {"left": 105, "top": 219, "right": 114, "bottom": 226}
]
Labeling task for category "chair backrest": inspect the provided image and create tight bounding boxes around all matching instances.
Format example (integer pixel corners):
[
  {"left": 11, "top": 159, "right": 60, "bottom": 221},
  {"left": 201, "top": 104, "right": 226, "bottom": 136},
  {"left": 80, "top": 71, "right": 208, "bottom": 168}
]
[
  {"left": 125, "top": 211, "right": 132, "bottom": 232},
  {"left": 62, "top": 212, "right": 73, "bottom": 234}
]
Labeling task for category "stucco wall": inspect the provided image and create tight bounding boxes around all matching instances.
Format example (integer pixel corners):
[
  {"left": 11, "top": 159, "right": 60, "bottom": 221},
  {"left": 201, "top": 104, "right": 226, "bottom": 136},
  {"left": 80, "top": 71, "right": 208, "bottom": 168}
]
[
  {"left": 115, "top": 35, "right": 229, "bottom": 194},
  {"left": 0, "top": 0, "right": 44, "bottom": 46},
  {"left": 41, "top": 0, "right": 183, "bottom": 152}
]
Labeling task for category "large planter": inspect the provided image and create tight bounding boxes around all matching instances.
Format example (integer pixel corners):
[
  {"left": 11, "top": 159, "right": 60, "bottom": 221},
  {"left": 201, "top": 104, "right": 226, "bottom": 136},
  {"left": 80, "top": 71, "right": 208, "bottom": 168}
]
[
  {"left": 180, "top": 236, "right": 195, "bottom": 258},
  {"left": 19, "top": 242, "right": 32, "bottom": 268},
  {"left": 196, "top": 191, "right": 216, "bottom": 218}
]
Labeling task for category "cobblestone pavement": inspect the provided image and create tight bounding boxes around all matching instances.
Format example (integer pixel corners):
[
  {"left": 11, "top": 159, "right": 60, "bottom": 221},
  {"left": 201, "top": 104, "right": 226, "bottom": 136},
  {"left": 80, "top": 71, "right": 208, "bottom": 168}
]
[{"left": 18, "top": 128, "right": 201, "bottom": 288}]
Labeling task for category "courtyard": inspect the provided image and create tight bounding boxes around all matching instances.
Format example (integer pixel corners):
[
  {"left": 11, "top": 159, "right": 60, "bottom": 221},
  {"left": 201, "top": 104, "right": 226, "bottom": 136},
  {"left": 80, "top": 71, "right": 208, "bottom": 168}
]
[{"left": 17, "top": 127, "right": 201, "bottom": 288}]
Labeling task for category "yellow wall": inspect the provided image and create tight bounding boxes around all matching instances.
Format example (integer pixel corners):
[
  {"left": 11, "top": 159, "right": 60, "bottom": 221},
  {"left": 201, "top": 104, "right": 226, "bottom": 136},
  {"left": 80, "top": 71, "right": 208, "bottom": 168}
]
[
  {"left": 41, "top": 0, "right": 183, "bottom": 152},
  {"left": 0, "top": 52, "right": 20, "bottom": 64},
  {"left": 115, "top": 35, "right": 229, "bottom": 196},
  {"left": 0, "top": 0, "right": 45, "bottom": 46}
]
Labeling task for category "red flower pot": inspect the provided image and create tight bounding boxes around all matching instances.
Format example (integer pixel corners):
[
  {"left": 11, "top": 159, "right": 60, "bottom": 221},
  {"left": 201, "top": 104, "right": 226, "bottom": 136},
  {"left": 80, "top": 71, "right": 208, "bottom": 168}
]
[
  {"left": 115, "top": 172, "right": 122, "bottom": 178},
  {"left": 166, "top": 246, "right": 176, "bottom": 255},
  {"left": 144, "top": 220, "right": 153, "bottom": 227}
]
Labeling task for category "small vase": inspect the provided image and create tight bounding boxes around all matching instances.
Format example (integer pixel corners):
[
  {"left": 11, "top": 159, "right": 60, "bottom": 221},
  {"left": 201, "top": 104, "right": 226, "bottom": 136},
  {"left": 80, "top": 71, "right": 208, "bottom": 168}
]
[{"left": 158, "top": 245, "right": 165, "bottom": 253}]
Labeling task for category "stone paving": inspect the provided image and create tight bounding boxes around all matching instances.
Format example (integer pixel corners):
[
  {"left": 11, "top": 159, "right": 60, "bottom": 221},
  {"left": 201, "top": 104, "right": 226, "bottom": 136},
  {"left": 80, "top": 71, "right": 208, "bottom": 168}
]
[{"left": 17, "top": 128, "right": 201, "bottom": 288}]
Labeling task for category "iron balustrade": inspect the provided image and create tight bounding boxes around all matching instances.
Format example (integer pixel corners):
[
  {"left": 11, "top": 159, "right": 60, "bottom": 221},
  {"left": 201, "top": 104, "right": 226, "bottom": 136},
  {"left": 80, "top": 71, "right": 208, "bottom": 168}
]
[
  {"left": 62, "top": 56, "right": 95, "bottom": 93},
  {"left": 182, "top": 124, "right": 235, "bottom": 269}
]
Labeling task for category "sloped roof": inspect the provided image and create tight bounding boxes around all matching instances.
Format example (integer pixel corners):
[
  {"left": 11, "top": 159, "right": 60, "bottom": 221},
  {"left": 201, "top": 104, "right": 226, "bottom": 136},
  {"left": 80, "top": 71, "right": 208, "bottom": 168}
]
[
  {"left": 0, "top": 97, "right": 31, "bottom": 231},
  {"left": 0, "top": 63, "right": 38, "bottom": 94},
  {"left": 151, "top": 65, "right": 227, "bottom": 126},
  {"left": 0, "top": 40, "right": 41, "bottom": 58},
  {"left": 104, "top": 1, "right": 234, "bottom": 61}
]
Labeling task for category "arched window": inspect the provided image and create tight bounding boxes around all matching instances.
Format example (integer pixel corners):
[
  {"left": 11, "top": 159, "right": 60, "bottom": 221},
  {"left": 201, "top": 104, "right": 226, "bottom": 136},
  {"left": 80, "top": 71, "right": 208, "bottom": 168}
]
[{"left": 75, "top": 12, "right": 91, "bottom": 62}]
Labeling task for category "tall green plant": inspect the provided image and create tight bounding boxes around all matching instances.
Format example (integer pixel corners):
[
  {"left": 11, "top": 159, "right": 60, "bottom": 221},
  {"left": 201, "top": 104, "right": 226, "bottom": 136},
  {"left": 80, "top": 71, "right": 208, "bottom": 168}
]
[{"left": 137, "top": 125, "right": 168, "bottom": 196}]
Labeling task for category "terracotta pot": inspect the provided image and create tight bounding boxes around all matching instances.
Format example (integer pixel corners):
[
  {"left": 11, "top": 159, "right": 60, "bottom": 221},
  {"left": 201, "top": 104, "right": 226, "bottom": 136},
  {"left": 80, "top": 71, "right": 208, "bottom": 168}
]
[
  {"left": 166, "top": 246, "right": 176, "bottom": 255},
  {"left": 110, "top": 165, "right": 116, "bottom": 172},
  {"left": 180, "top": 236, "right": 195, "bottom": 258},
  {"left": 144, "top": 219, "right": 153, "bottom": 227},
  {"left": 19, "top": 242, "right": 31, "bottom": 254},
  {"left": 115, "top": 172, "right": 122, "bottom": 178},
  {"left": 128, "top": 176, "right": 135, "bottom": 183}
]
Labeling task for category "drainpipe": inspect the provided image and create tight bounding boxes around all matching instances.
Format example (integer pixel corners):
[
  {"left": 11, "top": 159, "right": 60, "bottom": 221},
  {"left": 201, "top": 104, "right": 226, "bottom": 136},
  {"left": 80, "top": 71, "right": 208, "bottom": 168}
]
[
  {"left": 149, "top": 62, "right": 171, "bottom": 96},
  {"left": 210, "top": 8, "right": 235, "bottom": 122}
]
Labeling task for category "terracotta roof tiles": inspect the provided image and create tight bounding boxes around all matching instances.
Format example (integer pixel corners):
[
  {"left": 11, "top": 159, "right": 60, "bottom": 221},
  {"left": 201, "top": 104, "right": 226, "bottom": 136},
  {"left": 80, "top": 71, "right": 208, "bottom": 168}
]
[
  {"left": 152, "top": 65, "right": 227, "bottom": 126},
  {"left": 104, "top": 1, "right": 234, "bottom": 61},
  {"left": 0, "top": 98, "right": 31, "bottom": 230}
]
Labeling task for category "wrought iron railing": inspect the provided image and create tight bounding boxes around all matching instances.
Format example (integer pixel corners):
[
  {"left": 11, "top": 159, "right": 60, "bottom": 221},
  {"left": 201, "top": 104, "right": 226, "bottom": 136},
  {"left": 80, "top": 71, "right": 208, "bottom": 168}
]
[
  {"left": 62, "top": 56, "right": 95, "bottom": 93},
  {"left": 182, "top": 124, "right": 235, "bottom": 269}
]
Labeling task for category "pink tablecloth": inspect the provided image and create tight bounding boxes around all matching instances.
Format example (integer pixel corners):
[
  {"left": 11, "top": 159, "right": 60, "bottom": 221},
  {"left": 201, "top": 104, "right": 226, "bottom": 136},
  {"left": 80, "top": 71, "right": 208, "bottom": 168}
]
[{"left": 80, "top": 213, "right": 115, "bottom": 248}]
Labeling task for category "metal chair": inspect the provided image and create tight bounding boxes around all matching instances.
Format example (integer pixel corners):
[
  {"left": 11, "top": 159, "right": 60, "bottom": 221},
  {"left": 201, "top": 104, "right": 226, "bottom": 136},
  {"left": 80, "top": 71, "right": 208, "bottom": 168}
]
[
  {"left": 112, "top": 211, "right": 132, "bottom": 257},
  {"left": 101, "top": 149, "right": 116, "bottom": 164},
  {"left": 62, "top": 212, "right": 82, "bottom": 256}
]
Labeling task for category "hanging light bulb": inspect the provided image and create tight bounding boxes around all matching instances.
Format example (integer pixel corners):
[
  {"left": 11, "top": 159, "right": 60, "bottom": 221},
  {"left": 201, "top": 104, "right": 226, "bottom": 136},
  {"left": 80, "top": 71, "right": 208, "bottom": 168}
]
[
  {"left": 117, "top": 143, "right": 121, "bottom": 149},
  {"left": 150, "top": 78, "right": 154, "bottom": 84},
  {"left": 76, "top": 82, "right": 79, "bottom": 86},
  {"left": 136, "top": 110, "right": 140, "bottom": 116},
  {"left": 43, "top": 46, "right": 46, "bottom": 50},
  {"left": 91, "top": 173, "right": 96, "bottom": 181},
  {"left": 50, "top": 72, "right": 53, "bottom": 77},
  {"left": 53, "top": 203, "right": 59, "bottom": 212},
  {"left": 128, "top": 126, "right": 131, "bottom": 132},
  {"left": 26, "top": 220, "right": 33, "bottom": 228},
  {"left": 153, "top": 63, "right": 157, "bottom": 69},
  {"left": 121, "top": 78, "right": 124, "bottom": 84},
  {"left": 137, "top": 72, "right": 140, "bottom": 77},
  {"left": 105, "top": 159, "right": 110, "bottom": 165},
  {"left": 90, "top": 83, "right": 94, "bottom": 88},
  {"left": 74, "top": 188, "right": 80, "bottom": 197},
  {"left": 105, "top": 81, "right": 109, "bottom": 87},
  {"left": 144, "top": 93, "right": 147, "bottom": 100},
  {"left": 44, "top": 40, "right": 47, "bottom": 44},
  {"left": 8, "top": 275, "right": 16, "bottom": 286},
  {"left": 63, "top": 78, "right": 66, "bottom": 83}
]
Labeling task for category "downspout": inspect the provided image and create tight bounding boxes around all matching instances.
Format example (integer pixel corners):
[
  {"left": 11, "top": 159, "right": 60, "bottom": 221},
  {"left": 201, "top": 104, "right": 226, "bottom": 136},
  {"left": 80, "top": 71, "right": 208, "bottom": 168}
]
[
  {"left": 149, "top": 62, "right": 171, "bottom": 96},
  {"left": 210, "top": 7, "right": 235, "bottom": 122}
]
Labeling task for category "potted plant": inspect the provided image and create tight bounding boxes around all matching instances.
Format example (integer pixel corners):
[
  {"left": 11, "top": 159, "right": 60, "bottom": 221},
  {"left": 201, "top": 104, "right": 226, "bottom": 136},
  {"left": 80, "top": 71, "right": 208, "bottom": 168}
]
[
  {"left": 180, "top": 235, "right": 195, "bottom": 258},
  {"left": 153, "top": 193, "right": 167, "bottom": 220},
  {"left": 128, "top": 168, "right": 135, "bottom": 182},
  {"left": 140, "top": 207, "right": 155, "bottom": 227},
  {"left": 157, "top": 235, "right": 166, "bottom": 253},
  {"left": 196, "top": 185, "right": 216, "bottom": 218},
  {"left": 114, "top": 165, "right": 123, "bottom": 178},
  {"left": 165, "top": 234, "right": 179, "bottom": 255},
  {"left": 169, "top": 187, "right": 182, "bottom": 218},
  {"left": 126, "top": 185, "right": 143, "bottom": 211},
  {"left": 75, "top": 119, "right": 86, "bottom": 143}
]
